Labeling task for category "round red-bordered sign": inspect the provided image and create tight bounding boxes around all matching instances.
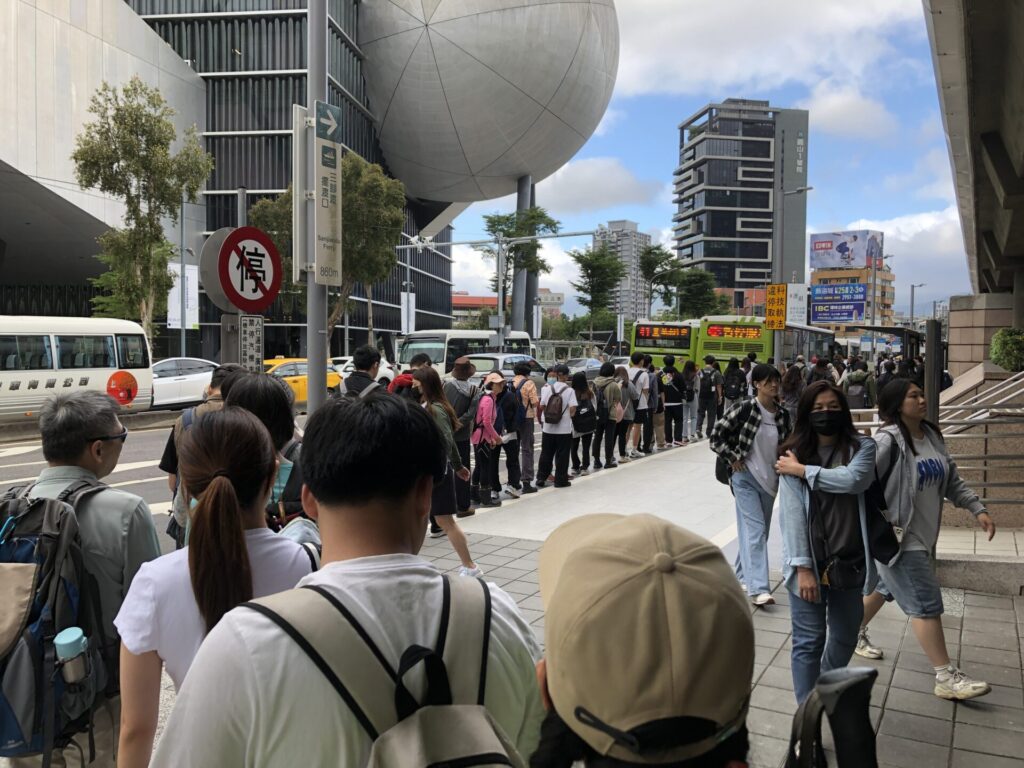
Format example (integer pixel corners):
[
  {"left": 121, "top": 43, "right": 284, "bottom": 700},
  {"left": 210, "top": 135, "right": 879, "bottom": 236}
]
[{"left": 217, "top": 226, "right": 282, "bottom": 314}]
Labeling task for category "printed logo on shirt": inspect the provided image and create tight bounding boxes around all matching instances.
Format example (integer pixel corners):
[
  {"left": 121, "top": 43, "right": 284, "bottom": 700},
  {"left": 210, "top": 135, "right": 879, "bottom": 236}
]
[{"left": 917, "top": 457, "right": 946, "bottom": 491}]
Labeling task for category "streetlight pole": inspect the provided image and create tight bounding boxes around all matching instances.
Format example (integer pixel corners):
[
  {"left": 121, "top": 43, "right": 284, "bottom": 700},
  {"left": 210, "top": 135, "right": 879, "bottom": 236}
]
[
  {"left": 773, "top": 186, "right": 813, "bottom": 362},
  {"left": 910, "top": 283, "right": 925, "bottom": 330}
]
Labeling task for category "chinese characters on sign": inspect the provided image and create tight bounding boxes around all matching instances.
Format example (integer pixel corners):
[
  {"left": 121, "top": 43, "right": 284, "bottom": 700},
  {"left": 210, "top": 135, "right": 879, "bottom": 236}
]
[
  {"left": 810, "top": 284, "right": 867, "bottom": 324},
  {"left": 635, "top": 324, "right": 692, "bottom": 349},
  {"left": 314, "top": 100, "right": 343, "bottom": 287},
  {"left": 765, "top": 284, "right": 787, "bottom": 330},
  {"left": 706, "top": 324, "right": 762, "bottom": 340},
  {"left": 234, "top": 246, "right": 267, "bottom": 296},
  {"left": 238, "top": 315, "right": 264, "bottom": 373}
]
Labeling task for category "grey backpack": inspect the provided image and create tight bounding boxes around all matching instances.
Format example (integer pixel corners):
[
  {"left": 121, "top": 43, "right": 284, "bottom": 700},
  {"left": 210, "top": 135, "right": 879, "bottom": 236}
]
[{"left": 244, "top": 576, "right": 524, "bottom": 767}]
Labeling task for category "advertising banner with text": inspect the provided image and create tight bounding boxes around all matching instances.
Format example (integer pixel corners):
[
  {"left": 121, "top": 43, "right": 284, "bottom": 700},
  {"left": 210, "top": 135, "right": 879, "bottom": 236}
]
[
  {"left": 809, "top": 230, "right": 884, "bottom": 269},
  {"left": 810, "top": 284, "right": 867, "bottom": 324}
]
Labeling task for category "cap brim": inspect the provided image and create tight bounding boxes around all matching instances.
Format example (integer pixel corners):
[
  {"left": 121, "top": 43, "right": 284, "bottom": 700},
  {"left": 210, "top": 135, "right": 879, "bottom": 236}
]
[{"left": 538, "top": 514, "right": 626, "bottom": 612}]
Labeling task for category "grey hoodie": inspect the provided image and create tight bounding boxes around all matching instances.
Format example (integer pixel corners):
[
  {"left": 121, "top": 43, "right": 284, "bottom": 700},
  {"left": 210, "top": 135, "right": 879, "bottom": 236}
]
[{"left": 874, "top": 423, "right": 984, "bottom": 556}]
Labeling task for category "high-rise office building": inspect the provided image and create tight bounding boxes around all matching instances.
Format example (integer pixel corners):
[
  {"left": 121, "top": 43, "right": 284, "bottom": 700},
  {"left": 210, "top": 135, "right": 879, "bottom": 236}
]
[
  {"left": 594, "top": 220, "right": 652, "bottom": 321},
  {"left": 673, "top": 99, "right": 808, "bottom": 305}
]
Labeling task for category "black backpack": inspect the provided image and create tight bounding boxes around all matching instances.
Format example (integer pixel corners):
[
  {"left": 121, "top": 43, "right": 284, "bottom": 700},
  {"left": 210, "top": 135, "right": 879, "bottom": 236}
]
[
  {"left": 698, "top": 369, "right": 717, "bottom": 399},
  {"left": 723, "top": 370, "right": 745, "bottom": 400},
  {"left": 0, "top": 481, "right": 111, "bottom": 766},
  {"left": 572, "top": 395, "right": 597, "bottom": 434},
  {"left": 595, "top": 383, "right": 610, "bottom": 423},
  {"left": 510, "top": 380, "right": 529, "bottom": 431}
]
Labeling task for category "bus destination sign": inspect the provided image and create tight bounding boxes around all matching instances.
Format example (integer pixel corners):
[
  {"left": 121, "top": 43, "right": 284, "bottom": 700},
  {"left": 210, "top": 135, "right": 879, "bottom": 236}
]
[
  {"left": 635, "top": 324, "right": 691, "bottom": 349},
  {"left": 705, "top": 324, "right": 762, "bottom": 341}
]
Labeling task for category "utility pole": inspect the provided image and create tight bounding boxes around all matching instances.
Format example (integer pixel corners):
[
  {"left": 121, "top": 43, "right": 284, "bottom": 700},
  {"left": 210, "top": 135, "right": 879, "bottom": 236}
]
[
  {"left": 773, "top": 186, "right": 812, "bottom": 362},
  {"left": 305, "top": 1, "right": 328, "bottom": 414},
  {"left": 910, "top": 282, "right": 925, "bottom": 331},
  {"left": 179, "top": 192, "right": 187, "bottom": 357}
]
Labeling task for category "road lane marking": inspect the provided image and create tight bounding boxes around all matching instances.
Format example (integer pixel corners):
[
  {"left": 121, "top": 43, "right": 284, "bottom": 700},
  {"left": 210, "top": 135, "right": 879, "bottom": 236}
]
[
  {"left": 109, "top": 476, "right": 167, "bottom": 489},
  {"left": 0, "top": 460, "right": 162, "bottom": 485},
  {"left": 710, "top": 524, "right": 738, "bottom": 549},
  {"left": 149, "top": 501, "right": 172, "bottom": 515}
]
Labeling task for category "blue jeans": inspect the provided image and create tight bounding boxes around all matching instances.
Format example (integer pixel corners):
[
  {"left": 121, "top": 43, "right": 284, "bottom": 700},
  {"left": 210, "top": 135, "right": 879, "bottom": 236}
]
[
  {"left": 681, "top": 400, "right": 696, "bottom": 439},
  {"left": 789, "top": 586, "right": 864, "bottom": 703},
  {"left": 730, "top": 470, "right": 775, "bottom": 595}
]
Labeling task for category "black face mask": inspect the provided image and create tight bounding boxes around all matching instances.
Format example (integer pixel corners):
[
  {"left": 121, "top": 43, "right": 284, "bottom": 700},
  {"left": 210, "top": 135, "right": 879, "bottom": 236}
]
[{"left": 809, "top": 411, "right": 844, "bottom": 437}]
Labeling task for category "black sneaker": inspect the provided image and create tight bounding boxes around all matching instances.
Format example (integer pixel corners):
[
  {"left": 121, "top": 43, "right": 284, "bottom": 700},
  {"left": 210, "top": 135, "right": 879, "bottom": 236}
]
[
  {"left": 521, "top": 484, "right": 538, "bottom": 494},
  {"left": 535, "top": 481, "right": 547, "bottom": 489},
  {"left": 455, "top": 509, "right": 476, "bottom": 518},
  {"left": 479, "top": 493, "right": 502, "bottom": 508},
  {"left": 594, "top": 460, "right": 603, "bottom": 470},
  {"left": 606, "top": 461, "right": 618, "bottom": 469},
  {"left": 696, "top": 432, "right": 703, "bottom": 439},
  {"left": 554, "top": 481, "right": 572, "bottom": 488}
]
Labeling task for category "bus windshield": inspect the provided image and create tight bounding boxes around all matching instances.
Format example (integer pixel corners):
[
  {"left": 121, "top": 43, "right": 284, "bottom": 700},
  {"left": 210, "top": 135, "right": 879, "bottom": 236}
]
[{"left": 399, "top": 338, "right": 445, "bottom": 364}]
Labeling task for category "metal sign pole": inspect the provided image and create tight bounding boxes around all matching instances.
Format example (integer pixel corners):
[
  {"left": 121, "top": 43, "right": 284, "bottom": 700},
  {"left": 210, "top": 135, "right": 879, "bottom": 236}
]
[
  {"left": 179, "top": 192, "right": 187, "bottom": 357},
  {"left": 306, "top": 1, "right": 328, "bottom": 414}
]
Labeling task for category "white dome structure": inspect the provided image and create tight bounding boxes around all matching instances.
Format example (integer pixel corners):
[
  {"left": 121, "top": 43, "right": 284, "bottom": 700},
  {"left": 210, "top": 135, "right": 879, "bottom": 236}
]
[{"left": 359, "top": 0, "right": 619, "bottom": 203}]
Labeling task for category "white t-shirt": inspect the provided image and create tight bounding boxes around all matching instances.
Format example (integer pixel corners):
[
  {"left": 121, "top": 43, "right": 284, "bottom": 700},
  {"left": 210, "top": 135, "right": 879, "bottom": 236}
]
[
  {"left": 150, "top": 554, "right": 544, "bottom": 768},
  {"left": 628, "top": 367, "right": 651, "bottom": 410},
  {"left": 746, "top": 400, "right": 780, "bottom": 496},
  {"left": 114, "top": 528, "right": 314, "bottom": 689},
  {"left": 540, "top": 382, "right": 579, "bottom": 435}
]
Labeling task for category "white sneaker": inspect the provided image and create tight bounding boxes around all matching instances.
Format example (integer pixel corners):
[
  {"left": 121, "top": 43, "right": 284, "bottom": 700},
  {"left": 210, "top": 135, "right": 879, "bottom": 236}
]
[
  {"left": 628, "top": 449, "right": 643, "bottom": 459},
  {"left": 934, "top": 668, "right": 991, "bottom": 700},
  {"left": 458, "top": 565, "right": 483, "bottom": 578},
  {"left": 753, "top": 593, "right": 775, "bottom": 607},
  {"left": 854, "top": 628, "right": 884, "bottom": 660},
  {"left": 502, "top": 484, "right": 522, "bottom": 498},
  {"left": 429, "top": 529, "right": 447, "bottom": 539},
  {"left": 618, "top": 455, "right": 632, "bottom": 463}
]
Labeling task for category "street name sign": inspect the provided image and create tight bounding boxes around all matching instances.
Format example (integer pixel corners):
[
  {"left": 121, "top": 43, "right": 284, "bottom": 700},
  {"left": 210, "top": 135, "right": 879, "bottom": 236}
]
[{"left": 314, "top": 100, "right": 343, "bottom": 286}]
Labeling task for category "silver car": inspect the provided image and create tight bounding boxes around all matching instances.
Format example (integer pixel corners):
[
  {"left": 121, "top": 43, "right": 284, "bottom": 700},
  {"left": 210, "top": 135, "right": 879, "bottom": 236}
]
[
  {"left": 565, "top": 357, "right": 603, "bottom": 382},
  {"left": 463, "top": 354, "right": 547, "bottom": 391}
]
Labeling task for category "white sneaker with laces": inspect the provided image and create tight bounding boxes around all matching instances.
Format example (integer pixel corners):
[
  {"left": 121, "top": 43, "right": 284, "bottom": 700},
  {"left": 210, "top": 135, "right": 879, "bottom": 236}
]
[
  {"left": 458, "top": 565, "right": 483, "bottom": 578},
  {"left": 854, "top": 628, "right": 884, "bottom": 659},
  {"left": 628, "top": 449, "right": 643, "bottom": 459},
  {"left": 502, "top": 484, "right": 522, "bottom": 498},
  {"left": 753, "top": 593, "right": 775, "bottom": 607},
  {"left": 934, "top": 668, "right": 991, "bottom": 700}
]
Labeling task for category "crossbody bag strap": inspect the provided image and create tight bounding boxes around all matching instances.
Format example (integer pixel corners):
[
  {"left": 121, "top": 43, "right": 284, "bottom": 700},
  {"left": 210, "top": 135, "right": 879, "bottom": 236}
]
[
  {"left": 243, "top": 585, "right": 399, "bottom": 739},
  {"left": 438, "top": 574, "right": 492, "bottom": 706}
]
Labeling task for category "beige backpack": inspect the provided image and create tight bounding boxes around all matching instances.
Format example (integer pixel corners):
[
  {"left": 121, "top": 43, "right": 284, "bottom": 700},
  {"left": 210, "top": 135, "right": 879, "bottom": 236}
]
[{"left": 245, "top": 575, "right": 524, "bottom": 767}]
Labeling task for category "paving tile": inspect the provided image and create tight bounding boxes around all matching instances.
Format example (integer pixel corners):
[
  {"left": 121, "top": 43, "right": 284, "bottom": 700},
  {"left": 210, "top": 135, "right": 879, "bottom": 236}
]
[
  {"left": 754, "top": 644, "right": 782, "bottom": 667},
  {"left": 984, "top": 684, "right": 1024, "bottom": 710},
  {"left": 756, "top": 665, "right": 794, "bottom": 691},
  {"left": 959, "top": 661, "right": 1022, "bottom": 689},
  {"left": 516, "top": 607, "right": 544, "bottom": 625},
  {"left": 501, "top": 579, "right": 539, "bottom": 596},
  {"left": 878, "top": 709, "right": 952, "bottom": 745},
  {"left": 942, "top": 613, "right": 964, "bottom": 630},
  {"left": 745, "top": 706, "right": 793, "bottom": 741},
  {"left": 955, "top": 700, "right": 1024, "bottom": 733},
  {"left": 485, "top": 565, "right": 532, "bottom": 580},
  {"left": 891, "top": 667, "right": 941, "bottom": 695},
  {"left": 477, "top": 536, "right": 519, "bottom": 547},
  {"left": 475, "top": 553, "right": 517, "bottom": 567},
  {"left": 951, "top": 750, "right": 1024, "bottom": 768},
  {"left": 884, "top": 687, "right": 955, "bottom": 720},
  {"left": 748, "top": 733, "right": 789, "bottom": 768},
  {"left": 895, "top": 650, "right": 946, "bottom": 675},
  {"left": 519, "top": 570, "right": 540, "bottom": 584},
  {"left": 751, "top": 615, "right": 793, "bottom": 635},
  {"left": 753, "top": 629, "right": 789, "bottom": 651},
  {"left": 966, "top": 606, "right": 1020, "bottom": 625},
  {"left": 515, "top": 594, "right": 544, "bottom": 612},
  {"left": 963, "top": 629, "right": 1022, "bottom": 652},
  {"left": 750, "top": 685, "right": 797, "bottom": 716},
  {"left": 769, "top": 650, "right": 792, "bottom": 669},
  {"left": 961, "top": 644, "right": 1022, "bottom": 670},
  {"left": 966, "top": 594, "right": 1018, "bottom": 610},
  {"left": 503, "top": 557, "right": 540, "bottom": 571},
  {"left": 966, "top": 620, "right": 1021, "bottom": 639},
  {"left": 874, "top": 733, "right": 949, "bottom": 767},
  {"left": 954, "top": 722, "right": 1024, "bottom": 758}
]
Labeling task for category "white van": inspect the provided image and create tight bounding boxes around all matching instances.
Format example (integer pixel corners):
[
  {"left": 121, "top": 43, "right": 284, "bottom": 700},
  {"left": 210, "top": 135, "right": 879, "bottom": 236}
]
[{"left": 397, "top": 329, "right": 532, "bottom": 375}]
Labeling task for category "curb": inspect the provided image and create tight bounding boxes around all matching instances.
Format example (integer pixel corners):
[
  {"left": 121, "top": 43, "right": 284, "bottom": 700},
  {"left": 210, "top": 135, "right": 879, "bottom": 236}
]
[{"left": 936, "top": 553, "right": 1024, "bottom": 596}]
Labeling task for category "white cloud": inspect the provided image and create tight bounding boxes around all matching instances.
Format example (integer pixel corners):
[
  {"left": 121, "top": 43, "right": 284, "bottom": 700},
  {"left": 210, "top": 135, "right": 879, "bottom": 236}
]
[
  {"left": 594, "top": 107, "right": 626, "bottom": 137},
  {"left": 468, "top": 157, "right": 663, "bottom": 218},
  {"left": 799, "top": 81, "right": 899, "bottom": 139},
  {"left": 881, "top": 147, "right": 955, "bottom": 203},
  {"left": 613, "top": 0, "right": 925, "bottom": 98},
  {"left": 846, "top": 205, "right": 971, "bottom": 310}
]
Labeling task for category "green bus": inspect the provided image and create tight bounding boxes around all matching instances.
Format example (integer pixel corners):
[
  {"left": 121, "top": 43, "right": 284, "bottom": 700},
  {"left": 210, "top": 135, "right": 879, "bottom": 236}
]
[{"left": 631, "top": 316, "right": 836, "bottom": 368}]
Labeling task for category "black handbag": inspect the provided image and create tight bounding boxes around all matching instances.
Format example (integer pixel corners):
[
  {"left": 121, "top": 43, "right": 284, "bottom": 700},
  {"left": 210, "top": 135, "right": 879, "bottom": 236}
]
[
  {"left": 715, "top": 454, "right": 733, "bottom": 485},
  {"left": 807, "top": 451, "right": 866, "bottom": 592},
  {"left": 865, "top": 441, "right": 900, "bottom": 564}
]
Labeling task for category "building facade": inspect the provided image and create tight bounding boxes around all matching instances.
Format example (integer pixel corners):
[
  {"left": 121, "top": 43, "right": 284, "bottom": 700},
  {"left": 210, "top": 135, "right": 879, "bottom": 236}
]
[
  {"left": 594, "top": 220, "right": 651, "bottom": 321},
  {"left": 810, "top": 266, "right": 895, "bottom": 336},
  {"left": 673, "top": 98, "right": 808, "bottom": 297},
  {"left": 536, "top": 288, "right": 564, "bottom": 319},
  {"left": 128, "top": 0, "right": 454, "bottom": 359}
]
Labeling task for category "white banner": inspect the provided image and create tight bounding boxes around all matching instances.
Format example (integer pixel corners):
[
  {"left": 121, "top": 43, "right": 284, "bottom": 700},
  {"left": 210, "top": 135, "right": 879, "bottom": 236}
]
[
  {"left": 400, "top": 291, "right": 417, "bottom": 334},
  {"left": 786, "top": 283, "right": 808, "bottom": 325},
  {"left": 167, "top": 263, "right": 199, "bottom": 330}
]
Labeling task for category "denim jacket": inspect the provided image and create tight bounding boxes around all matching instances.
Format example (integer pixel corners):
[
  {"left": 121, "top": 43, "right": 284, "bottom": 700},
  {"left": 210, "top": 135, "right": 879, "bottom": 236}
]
[{"left": 779, "top": 436, "right": 878, "bottom": 599}]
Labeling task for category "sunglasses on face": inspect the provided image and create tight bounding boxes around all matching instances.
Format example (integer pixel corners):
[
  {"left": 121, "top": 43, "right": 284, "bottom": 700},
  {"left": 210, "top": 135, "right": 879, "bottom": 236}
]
[{"left": 87, "top": 426, "right": 128, "bottom": 444}]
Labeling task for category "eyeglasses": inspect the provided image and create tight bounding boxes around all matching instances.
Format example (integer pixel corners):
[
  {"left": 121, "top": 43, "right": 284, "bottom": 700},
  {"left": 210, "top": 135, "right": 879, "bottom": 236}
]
[{"left": 88, "top": 426, "right": 128, "bottom": 444}]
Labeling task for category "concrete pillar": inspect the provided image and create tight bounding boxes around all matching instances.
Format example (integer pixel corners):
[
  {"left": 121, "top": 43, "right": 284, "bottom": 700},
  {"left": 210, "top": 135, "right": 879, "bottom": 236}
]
[
  {"left": 511, "top": 175, "right": 531, "bottom": 332},
  {"left": 1015, "top": 270, "right": 1024, "bottom": 329},
  {"left": 524, "top": 183, "right": 539, "bottom": 336}
]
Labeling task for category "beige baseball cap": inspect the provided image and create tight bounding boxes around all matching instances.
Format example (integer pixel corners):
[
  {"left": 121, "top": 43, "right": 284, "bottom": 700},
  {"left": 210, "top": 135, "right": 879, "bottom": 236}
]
[{"left": 539, "top": 514, "right": 755, "bottom": 763}]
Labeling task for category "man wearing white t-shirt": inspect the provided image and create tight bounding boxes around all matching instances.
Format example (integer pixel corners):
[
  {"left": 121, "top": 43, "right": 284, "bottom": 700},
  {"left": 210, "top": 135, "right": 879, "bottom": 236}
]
[
  {"left": 536, "top": 364, "right": 578, "bottom": 488},
  {"left": 150, "top": 396, "right": 544, "bottom": 767}
]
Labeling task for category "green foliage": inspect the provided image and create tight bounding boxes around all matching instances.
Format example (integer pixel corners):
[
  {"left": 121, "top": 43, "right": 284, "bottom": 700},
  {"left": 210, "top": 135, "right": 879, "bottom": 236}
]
[
  {"left": 674, "top": 269, "right": 726, "bottom": 320},
  {"left": 455, "top": 307, "right": 493, "bottom": 331},
  {"left": 475, "top": 208, "right": 561, "bottom": 296},
  {"left": 990, "top": 328, "right": 1024, "bottom": 372},
  {"left": 249, "top": 186, "right": 294, "bottom": 283},
  {"left": 72, "top": 76, "right": 213, "bottom": 338},
  {"left": 638, "top": 244, "right": 680, "bottom": 313},
  {"left": 569, "top": 243, "right": 627, "bottom": 344}
]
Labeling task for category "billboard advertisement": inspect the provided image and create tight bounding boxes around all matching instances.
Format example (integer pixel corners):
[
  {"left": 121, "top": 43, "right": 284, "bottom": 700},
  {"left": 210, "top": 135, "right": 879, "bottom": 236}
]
[
  {"left": 809, "top": 230, "right": 884, "bottom": 269},
  {"left": 810, "top": 284, "right": 867, "bottom": 324}
]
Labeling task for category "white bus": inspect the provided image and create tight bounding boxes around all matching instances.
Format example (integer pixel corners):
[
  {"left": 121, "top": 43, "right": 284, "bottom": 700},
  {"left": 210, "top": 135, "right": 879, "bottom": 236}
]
[
  {"left": 397, "top": 329, "right": 533, "bottom": 375},
  {"left": 0, "top": 317, "right": 154, "bottom": 423}
]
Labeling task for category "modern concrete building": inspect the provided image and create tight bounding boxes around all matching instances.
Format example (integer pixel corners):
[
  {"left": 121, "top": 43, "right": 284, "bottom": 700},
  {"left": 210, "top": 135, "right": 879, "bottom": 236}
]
[
  {"left": 810, "top": 265, "right": 896, "bottom": 337},
  {"left": 594, "top": 220, "right": 651, "bottom": 322},
  {"left": 0, "top": 0, "right": 206, "bottom": 318},
  {"left": 673, "top": 98, "right": 809, "bottom": 300}
]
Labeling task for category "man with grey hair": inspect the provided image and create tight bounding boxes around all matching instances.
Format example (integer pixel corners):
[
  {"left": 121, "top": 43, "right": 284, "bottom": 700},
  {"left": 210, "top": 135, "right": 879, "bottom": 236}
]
[{"left": 11, "top": 391, "right": 161, "bottom": 767}]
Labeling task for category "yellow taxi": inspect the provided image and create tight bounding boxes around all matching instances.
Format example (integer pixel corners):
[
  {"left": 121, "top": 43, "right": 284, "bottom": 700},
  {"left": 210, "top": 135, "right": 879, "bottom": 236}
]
[{"left": 263, "top": 357, "right": 342, "bottom": 406}]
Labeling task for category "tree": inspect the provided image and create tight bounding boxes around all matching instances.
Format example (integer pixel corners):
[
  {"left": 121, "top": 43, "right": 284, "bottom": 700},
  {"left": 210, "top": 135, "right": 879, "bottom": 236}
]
[
  {"left": 638, "top": 244, "right": 678, "bottom": 316},
  {"left": 569, "top": 243, "right": 627, "bottom": 346},
  {"left": 455, "top": 307, "right": 492, "bottom": 331},
  {"left": 248, "top": 186, "right": 303, "bottom": 319},
  {"left": 72, "top": 76, "right": 213, "bottom": 338},
  {"left": 668, "top": 269, "right": 731, "bottom": 320},
  {"left": 474, "top": 208, "right": 561, "bottom": 298}
]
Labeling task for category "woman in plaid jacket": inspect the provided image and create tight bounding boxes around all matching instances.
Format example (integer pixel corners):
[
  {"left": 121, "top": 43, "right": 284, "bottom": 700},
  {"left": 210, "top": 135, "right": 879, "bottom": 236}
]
[{"left": 710, "top": 364, "right": 792, "bottom": 606}]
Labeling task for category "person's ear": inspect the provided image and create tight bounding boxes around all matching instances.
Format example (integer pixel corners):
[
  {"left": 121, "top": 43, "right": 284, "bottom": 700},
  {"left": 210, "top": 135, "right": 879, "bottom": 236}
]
[
  {"left": 535, "top": 658, "right": 552, "bottom": 711},
  {"left": 300, "top": 484, "right": 320, "bottom": 521}
]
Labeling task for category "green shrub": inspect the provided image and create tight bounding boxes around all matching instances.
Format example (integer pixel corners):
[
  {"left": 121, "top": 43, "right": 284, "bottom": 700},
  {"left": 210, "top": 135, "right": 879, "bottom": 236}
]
[{"left": 990, "top": 328, "right": 1024, "bottom": 372}]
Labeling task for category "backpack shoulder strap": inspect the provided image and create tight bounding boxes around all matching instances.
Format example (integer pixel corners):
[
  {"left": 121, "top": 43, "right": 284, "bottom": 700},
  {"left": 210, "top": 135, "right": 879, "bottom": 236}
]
[
  {"left": 359, "top": 381, "right": 381, "bottom": 398},
  {"left": 182, "top": 406, "right": 195, "bottom": 431},
  {"left": 244, "top": 586, "right": 398, "bottom": 739},
  {"left": 302, "top": 542, "right": 321, "bottom": 571},
  {"left": 438, "top": 575, "right": 491, "bottom": 706}
]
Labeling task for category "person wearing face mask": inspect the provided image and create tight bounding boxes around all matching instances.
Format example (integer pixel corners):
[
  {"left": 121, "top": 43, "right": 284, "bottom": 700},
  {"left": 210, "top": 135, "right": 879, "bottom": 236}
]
[
  {"left": 773, "top": 381, "right": 878, "bottom": 703},
  {"left": 471, "top": 372, "right": 506, "bottom": 508},
  {"left": 709, "top": 364, "right": 792, "bottom": 606}
]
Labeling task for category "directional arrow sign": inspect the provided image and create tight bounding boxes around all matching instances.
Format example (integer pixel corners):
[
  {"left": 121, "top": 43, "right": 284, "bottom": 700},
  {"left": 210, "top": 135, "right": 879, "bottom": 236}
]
[{"left": 314, "top": 100, "right": 343, "bottom": 286}]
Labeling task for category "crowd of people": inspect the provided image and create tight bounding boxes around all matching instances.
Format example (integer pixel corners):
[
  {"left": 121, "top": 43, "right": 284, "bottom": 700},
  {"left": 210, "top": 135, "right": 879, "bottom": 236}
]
[{"left": 0, "top": 343, "right": 992, "bottom": 767}]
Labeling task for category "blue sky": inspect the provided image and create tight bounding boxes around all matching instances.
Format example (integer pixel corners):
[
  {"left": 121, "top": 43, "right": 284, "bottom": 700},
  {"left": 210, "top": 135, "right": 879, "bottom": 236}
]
[{"left": 449, "top": 0, "right": 970, "bottom": 317}]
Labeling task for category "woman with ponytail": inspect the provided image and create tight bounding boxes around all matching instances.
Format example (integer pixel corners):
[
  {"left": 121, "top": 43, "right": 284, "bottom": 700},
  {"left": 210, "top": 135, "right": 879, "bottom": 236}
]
[{"left": 114, "top": 407, "right": 316, "bottom": 768}]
